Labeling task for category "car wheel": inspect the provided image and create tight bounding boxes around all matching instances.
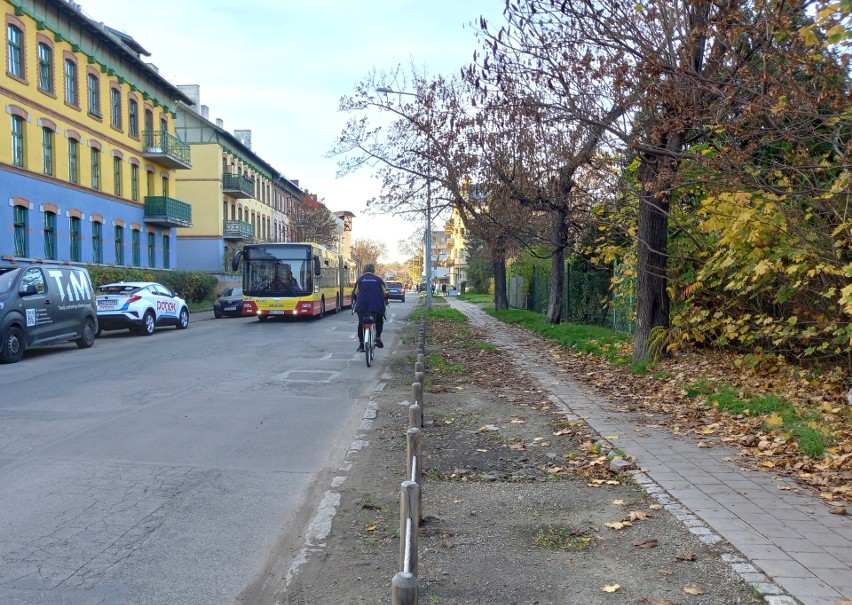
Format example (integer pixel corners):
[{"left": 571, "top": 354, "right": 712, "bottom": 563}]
[
  {"left": 214, "top": 307, "right": 222, "bottom": 319},
  {"left": 0, "top": 325, "right": 25, "bottom": 364},
  {"left": 75, "top": 318, "right": 96, "bottom": 349},
  {"left": 139, "top": 310, "right": 156, "bottom": 335},
  {"left": 177, "top": 307, "right": 189, "bottom": 329}
]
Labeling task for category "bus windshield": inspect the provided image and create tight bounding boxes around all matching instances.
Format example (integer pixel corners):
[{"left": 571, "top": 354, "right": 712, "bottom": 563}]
[{"left": 243, "top": 250, "right": 311, "bottom": 296}]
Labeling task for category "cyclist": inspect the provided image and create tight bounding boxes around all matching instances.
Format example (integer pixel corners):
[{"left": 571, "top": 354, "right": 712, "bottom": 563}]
[{"left": 352, "top": 263, "right": 388, "bottom": 352}]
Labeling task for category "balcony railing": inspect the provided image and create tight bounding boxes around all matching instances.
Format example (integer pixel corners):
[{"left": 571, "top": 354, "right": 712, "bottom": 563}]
[
  {"left": 223, "top": 219, "right": 254, "bottom": 240},
  {"left": 142, "top": 131, "right": 192, "bottom": 169},
  {"left": 143, "top": 196, "right": 192, "bottom": 228},
  {"left": 222, "top": 173, "right": 254, "bottom": 199}
]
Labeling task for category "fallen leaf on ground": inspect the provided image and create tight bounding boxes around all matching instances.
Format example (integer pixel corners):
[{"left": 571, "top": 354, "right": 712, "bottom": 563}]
[
  {"left": 605, "top": 521, "right": 633, "bottom": 530},
  {"left": 612, "top": 499, "right": 625, "bottom": 505},
  {"left": 676, "top": 551, "right": 697, "bottom": 561},
  {"left": 510, "top": 417, "right": 526, "bottom": 424},
  {"left": 633, "top": 539, "right": 659, "bottom": 548},
  {"left": 682, "top": 586, "right": 705, "bottom": 595},
  {"left": 601, "top": 584, "right": 621, "bottom": 593},
  {"left": 649, "top": 504, "right": 663, "bottom": 510},
  {"left": 365, "top": 524, "right": 377, "bottom": 532},
  {"left": 629, "top": 510, "right": 650, "bottom": 521},
  {"left": 478, "top": 424, "right": 499, "bottom": 432}
]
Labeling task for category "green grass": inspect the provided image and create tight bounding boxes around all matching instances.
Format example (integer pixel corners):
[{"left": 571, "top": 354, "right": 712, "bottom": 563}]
[
  {"left": 686, "top": 382, "right": 835, "bottom": 458},
  {"left": 489, "top": 308, "right": 631, "bottom": 363},
  {"left": 429, "top": 354, "right": 466, "bottom": 375},
  {"left": 425, "top": 307, "right": 467, "bottom": 323},
  {"left": 459, "top": 293, "right": 492, "bottom": 303},
  {"left": 534, "top": 527, "right": 597, "bottom": 551},
  {"left": 470, "top": 341, "right": 496, "bottom": 350}
]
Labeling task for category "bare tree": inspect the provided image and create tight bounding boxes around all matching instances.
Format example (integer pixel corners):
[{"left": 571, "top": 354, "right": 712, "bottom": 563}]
[{"left": 291, "top": 192, "right": 338, "bottom": 249}]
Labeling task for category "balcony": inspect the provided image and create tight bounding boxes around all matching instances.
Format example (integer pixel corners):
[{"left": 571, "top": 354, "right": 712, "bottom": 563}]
[
  {"left": 223, "top": 219, "right": 254, "bottom": 240},
  {"left": 142, "top": 131, "right": 192, "bottom": 169},
  {"left": 143, "top": 196, "right": 192, "bottom": 228},
  {"left": 222, "top": 173, "right": 254, "bottom": 198}
]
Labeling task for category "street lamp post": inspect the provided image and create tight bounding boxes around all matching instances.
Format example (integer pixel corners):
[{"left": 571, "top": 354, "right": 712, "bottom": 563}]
[{"left": 377, "top": 87, "right": 433, "bottom": 309}]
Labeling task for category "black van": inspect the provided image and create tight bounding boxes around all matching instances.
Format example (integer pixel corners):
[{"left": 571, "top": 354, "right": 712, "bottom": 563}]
[{"left": 0, "top": 264, "right": 98, "bottom": 363}]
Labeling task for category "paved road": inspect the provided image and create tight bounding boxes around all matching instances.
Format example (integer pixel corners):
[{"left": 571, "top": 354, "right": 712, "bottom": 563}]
[
  {"left": 0, "top": 299, "right": 411, "bottom": 605},
  {"left": 449, "top": 297, "right": 852, "bottom": 605}
]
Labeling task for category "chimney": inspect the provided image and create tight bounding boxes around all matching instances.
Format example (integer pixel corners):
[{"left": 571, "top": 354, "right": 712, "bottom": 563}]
[
  {"left": 234, "top": 129, "right": 252, "bottom": 150},
  {"left": 176, "top": 84, "right": 201, "bottom": 109},
  {"left": 216, "top": 118, "right": 224, "bottom": 129},
  {"left": 200, "top": 105, "right": 209, "bottom": 119}
]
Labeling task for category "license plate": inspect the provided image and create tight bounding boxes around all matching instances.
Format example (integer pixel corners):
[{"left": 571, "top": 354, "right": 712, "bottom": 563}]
[
  {"left": 269, "top": 310, "right": 285, "bottom": 315},
  {"left": 98, "top": 300, "right": 116, "bottom": 309},
  {"left": 224, "top": 306, "right": 236, "bottom": 312}
]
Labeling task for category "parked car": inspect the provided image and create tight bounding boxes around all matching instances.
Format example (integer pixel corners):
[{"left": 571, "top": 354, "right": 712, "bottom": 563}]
[
  {"left": 0, "top": 264, "right": 98, "bottom": 363},
  {"left": 96, "top": 281, "right": 189, "bottom": 336},
  {"left": 213, "top": 287, "right": 243, "bottom": 318},
  {"left": 386, "top": 280, "right": 405, "bottom": 302}
]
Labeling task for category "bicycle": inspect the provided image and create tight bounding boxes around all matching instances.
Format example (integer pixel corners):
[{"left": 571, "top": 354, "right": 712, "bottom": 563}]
[{"left": 360, "top": 313, "right": 377, "bottom": 367}]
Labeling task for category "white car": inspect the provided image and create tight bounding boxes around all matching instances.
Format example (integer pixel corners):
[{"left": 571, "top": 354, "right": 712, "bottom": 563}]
[{"left": 96, "top": 281, "right": 189, "bottom": 336}]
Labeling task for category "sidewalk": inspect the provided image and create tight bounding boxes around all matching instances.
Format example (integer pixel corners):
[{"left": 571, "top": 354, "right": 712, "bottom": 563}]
[{"left": 445, "top": 297, "right": 852, "bottom": 605}]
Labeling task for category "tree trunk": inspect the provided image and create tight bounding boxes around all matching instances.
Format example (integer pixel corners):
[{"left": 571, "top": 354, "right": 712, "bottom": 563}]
[
  {"left": 546, "top": 207, "right": 568, "bottom": 324},
  {"left": 492, "top": 237, "right": 509, "bottom": 311},
  {"left": 633, "top": 154, "right": 672, "bottom": 362}
]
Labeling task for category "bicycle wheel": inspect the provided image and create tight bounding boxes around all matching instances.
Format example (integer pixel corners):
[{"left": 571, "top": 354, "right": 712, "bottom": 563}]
[{"left": 364, "top": 325, "right": 372, "bottom": 367}]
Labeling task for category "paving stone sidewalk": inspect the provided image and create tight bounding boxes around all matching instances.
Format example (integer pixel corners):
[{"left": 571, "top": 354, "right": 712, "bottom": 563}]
[{"left": 446, "top": 297, "right": 852, "bottom": 605}]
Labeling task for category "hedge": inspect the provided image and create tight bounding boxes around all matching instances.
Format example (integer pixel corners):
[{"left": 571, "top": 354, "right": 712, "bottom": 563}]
[{"left": 85, "top": 266, "right": 218, "bottom": 303}]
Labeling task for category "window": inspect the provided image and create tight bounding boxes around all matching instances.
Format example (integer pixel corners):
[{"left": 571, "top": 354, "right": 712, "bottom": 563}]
[
  {"left": 37, "top": 42, "right": 53, "bottom": 93},
  {"left": 91, "top": 148, "right": 100, "bottom": 189},
  {"left": 68, "top": 139, "right": 78, "bottom": 183},
  {"left": 87, "top": 73, "right": 100, "bottom": 117},
  {"left": 147, "top": 231, "right": 155, "bottom": 266},
  {"left": 130, "top": 164, "right": 138, "bottom": 201},
  {"left": 64, "top": 58, "right": 78, "bottom": 105},
  {"left": 42, "top": 127, "right": 54, "bottom": 175},
  {"left": 162, "top": 234, "right": 170, "bottom": 269},
  {"left": 13, "top": 205, "right": 27, "bottom": 257},
  {"left": 144, "top": 109, "right": 153, "bottom": 145},
  {"left": 114, "top": 225, "right": 124, "bottom": 265},
  {"left": 11, "top": 115, "right": 24, "bottom": 167},
  {"left": 69, "top": 216, "right": 81, "bottom": 262},
  {"left": 109, "top": 87, "right": 121, "bottom": 128},
  {"left": 92, "top": 221, "right": 102, "bottom": 264},
  {"left": 146, "top": 170, "right": 154, "bottom": 195},
  {"left": 131, "top": 229, "right": 141, "bottom": 266},
  {"left": 44, "top": 211, "right": 56, "bottom": 260},
  {"left": 113, "top": 156, "right": 122, "bottom": 196},
  {"left": 161, "top": 176, "right": 169, "bottom": 197},
  {"left": 128, "top": 98, "right": 138, "bottom": 137},
  {"left": 7, "top": 24, "right": 23, "bottom": 78}
]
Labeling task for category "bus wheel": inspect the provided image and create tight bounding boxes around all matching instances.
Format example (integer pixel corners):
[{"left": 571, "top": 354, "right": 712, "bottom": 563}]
[
  {"left": 333, "top": 294, "right": 341, "bottom": 314},
  {"left": 316, "top": 298, "right": 325, "bottom": 319}
]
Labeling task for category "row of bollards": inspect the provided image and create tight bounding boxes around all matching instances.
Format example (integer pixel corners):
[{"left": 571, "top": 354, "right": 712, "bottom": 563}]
[{"left": 391, "top": 309, "right": 428, "bottom": 604}]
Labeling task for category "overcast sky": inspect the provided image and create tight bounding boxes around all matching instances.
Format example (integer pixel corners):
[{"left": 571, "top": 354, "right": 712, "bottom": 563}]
[{"left": 76, "top": 0, "right": 505, "bottom": 263}]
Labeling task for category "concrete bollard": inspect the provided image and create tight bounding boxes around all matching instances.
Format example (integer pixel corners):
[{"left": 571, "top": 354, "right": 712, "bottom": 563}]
[
  {"left": 391, "top": 571, "right": 418, "bottom": 605},
  {"left": 412, "top": 382, "right": 422, "bottom": 406},
  {"left": 409, "top": 402, "right": 422, "bottom": 429},
  {"left": 414, "top": 372, "right": 424, "bottom": 392},
  {"left": 414, "top": 361, "right": 423, "bottom": 375},
  {"left": 398, "top": 480, "right": 420, "bottom": 577},
  {"left": 407, "top": 427, "right": 422, "bottom": 525}
]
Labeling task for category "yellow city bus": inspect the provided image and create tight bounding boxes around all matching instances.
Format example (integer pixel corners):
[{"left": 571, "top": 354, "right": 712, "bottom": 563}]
[{"left": 232, "top": 242, "right": 353, "bottom": 320}]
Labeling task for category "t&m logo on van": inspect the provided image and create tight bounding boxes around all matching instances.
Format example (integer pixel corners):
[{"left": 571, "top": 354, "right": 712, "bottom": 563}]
[{"left": 47, "top": 269, "right": 92, "bottom": 302}]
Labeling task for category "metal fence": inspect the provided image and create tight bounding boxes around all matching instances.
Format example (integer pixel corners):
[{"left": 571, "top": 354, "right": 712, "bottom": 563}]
[{"left": 508, "top": 264, "right": 635, "bottom": 333}]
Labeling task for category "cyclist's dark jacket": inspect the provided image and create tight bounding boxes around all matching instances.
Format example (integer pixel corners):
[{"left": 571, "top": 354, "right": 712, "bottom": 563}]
[{"left": 352, "top": 272, "right": 388, "bottom": 314}]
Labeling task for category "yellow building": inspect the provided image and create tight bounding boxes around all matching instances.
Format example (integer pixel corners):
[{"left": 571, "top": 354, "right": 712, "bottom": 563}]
[
  {"left": 173, "top": 89, "right": 304, "bottom": 273},
  {"left": 1, "top": 0, "right": 192, "bottom": 268},
  {"left": 444, "top": 205, "right": 469, "bottom": 288}
]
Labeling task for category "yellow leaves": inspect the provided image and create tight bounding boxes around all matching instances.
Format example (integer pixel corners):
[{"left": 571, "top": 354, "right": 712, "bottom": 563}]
[
  {"left": 605, "top": 521, "right": 632, "bottom": 530},
  {"left": 601, "top": 584, "right": 621, "bottom": 593},
  {"left": 764, "top": 412, "right": 784, "bottom": 428},
  {"left": 682, "top": 586, "right": 705, "bottom": 595}
]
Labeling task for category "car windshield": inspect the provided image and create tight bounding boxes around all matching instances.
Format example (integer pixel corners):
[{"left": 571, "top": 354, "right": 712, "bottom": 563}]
[
  {"left": 99, "top": 284, "right": 141, "bottom": 295},
  {"left": 0, "top": 268, "right": 21, "bottom": 295},
  {"left": 222, "top": 287, "right": 241, "bottom": 297}
]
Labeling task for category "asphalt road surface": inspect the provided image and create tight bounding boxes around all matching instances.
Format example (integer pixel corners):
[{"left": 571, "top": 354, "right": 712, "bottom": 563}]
[{"left": 0, "top": 297, "right": 412, "bottom": 605}]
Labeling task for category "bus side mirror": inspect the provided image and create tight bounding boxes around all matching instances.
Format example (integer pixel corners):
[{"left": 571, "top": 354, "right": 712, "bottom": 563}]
[
  {"left": 313, "top": 256, "right": 321, "bottom": 276},
  {"left": 231, "top": 250, "right": 242, "bottom": 272}
]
